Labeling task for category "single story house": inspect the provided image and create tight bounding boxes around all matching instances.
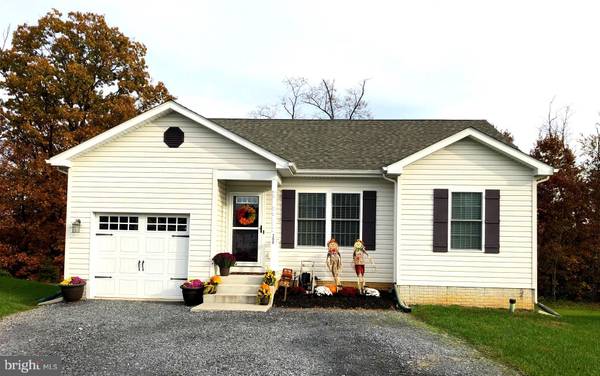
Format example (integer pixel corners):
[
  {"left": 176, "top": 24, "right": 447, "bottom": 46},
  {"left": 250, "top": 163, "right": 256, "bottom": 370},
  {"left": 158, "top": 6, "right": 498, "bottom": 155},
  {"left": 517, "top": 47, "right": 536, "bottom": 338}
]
[{"left": 47, "top": 101, "right": 554, "bottom": 309}]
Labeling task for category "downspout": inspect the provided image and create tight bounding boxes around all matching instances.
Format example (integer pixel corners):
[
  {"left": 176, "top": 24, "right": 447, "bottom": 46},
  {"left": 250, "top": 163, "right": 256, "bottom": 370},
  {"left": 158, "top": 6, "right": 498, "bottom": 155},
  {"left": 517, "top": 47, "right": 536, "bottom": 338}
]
[
  {"left": 381, "top": 170, "right": 397, "bottom": 282},
  {"left": 382, "top": 170, "right": 411, "bottom": 312},
  {"left": 533, "top": 175, "right": 555, "bottom": 315}
]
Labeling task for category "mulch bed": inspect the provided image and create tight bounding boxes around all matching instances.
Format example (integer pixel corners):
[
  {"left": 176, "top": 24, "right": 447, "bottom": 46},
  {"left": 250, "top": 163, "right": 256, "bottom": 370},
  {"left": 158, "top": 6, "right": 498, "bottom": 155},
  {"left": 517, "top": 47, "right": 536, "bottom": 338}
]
[{"left": 274, "top": 287, "right": 397, "bottom": 310}]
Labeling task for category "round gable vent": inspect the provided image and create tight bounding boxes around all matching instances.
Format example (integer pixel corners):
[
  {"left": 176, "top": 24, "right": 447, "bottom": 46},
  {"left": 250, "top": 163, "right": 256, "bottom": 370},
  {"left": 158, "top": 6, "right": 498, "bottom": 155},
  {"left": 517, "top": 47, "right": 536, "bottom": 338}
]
[{"left": 164, "top": 127, "right": 184, "bottom": 148}]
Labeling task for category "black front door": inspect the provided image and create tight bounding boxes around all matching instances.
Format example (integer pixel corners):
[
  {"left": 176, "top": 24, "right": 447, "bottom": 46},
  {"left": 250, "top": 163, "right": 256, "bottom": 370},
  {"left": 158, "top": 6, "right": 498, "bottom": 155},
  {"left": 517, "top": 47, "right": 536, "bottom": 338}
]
[{"left": 231, "top": 195, "right": 259, "bottom": 263}]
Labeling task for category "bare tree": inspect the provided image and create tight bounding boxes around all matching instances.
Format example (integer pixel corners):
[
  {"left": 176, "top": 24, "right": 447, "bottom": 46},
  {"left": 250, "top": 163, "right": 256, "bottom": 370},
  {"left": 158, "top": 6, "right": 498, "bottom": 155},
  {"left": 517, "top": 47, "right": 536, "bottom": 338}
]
[
  {"left": 249, "top": 104, "right": 278, "bottom": 119},
  {"left": 542, "top": 97, "right": 572, "bottom": 142},
  {"left": 303, "top": 79, "right": 339, "bottom": 119},
  {"left": 280, "top": 77, "right": 306, "bottom": 119},
  {"left": 250, "top": 77, "right": 372, "bottom": 120},
  {"left": 343, "top": 79, "right": 371, "bottom": 119},
  {"left": 0, "top": 24, "right": 9, "bottom": 52}
]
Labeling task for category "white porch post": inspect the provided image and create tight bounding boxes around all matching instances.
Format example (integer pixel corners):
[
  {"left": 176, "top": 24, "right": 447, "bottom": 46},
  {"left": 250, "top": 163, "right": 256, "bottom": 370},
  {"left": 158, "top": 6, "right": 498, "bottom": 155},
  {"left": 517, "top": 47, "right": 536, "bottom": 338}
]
[
  {"left": 209, "top": 173, "right": 219, "bottom": 277},
  {"left": 270, "top": 178, "right": 279, "bottom": 271}
]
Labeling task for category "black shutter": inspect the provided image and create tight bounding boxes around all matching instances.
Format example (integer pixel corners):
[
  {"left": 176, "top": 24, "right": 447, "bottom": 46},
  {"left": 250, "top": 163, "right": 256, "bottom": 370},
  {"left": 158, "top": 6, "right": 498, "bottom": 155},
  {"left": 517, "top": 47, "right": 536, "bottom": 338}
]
[
  {"left": 362, "top": 191, "right": 377, "bottom": 250},
  {"left": 281, "top": 190, "right": 296, "bottom": 249},
  {"left": 484, "top": 189, "right": 500, "bottom": 254},
  {"left": 433, "top": 189, "right": 449, "bottom": 252}
]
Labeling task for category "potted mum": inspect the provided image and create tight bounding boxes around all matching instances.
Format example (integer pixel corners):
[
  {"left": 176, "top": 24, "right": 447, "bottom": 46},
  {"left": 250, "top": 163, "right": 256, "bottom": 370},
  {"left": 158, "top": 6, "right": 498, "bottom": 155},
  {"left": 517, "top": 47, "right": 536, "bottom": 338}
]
[
  {"left": 257, "top": 283, "right": 272, "bottom": 305},
  {"left": 180, "top": 279, "right": 205, "bottom": 306},
  {"left": 212, "top": 252, "right": 236, "bottom": 276},
  {"left": 59, "top": 276, "right": 86, "bottom": 302},
  {"left": 263, "top": 269, "right": 276, "bottom": 286},
  {"left": 203, "top": 275, "right": 221, "bottom": 295}
]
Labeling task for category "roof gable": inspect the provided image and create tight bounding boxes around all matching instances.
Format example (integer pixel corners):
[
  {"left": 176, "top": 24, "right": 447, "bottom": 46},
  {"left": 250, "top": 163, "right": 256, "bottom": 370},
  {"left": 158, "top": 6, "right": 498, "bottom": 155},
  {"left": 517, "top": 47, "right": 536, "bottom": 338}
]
[
  {"left": 211, "top": 118, "right": 517, "bottom": 170},
  {"left": 46, "top": 101, "right": 291, "bottom": 169},
  {"left": 47, "top": 101, "right": 553, "bottom": 177},
  {"left": 384, "top": 128, "right": 554, "bottom": 176}
]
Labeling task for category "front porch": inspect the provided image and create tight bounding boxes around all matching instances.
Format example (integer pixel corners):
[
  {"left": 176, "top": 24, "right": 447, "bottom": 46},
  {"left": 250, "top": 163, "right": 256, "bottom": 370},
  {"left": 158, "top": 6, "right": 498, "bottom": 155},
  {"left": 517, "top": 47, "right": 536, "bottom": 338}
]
[
  {"left": 201, "top": 170, "right": 280, "bottom": 311},
  {"left": 211, "top": 170, "right": 280, "bottom": 272}
]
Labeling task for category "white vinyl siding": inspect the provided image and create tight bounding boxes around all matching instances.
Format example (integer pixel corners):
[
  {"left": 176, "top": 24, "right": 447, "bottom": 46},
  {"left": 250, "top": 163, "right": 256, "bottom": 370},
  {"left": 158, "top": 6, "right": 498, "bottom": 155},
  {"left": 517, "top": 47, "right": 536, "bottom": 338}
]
[
  {"left": 279, "top": 178, "right": 394, "bottom": 284},
  {"left": 63, "top": 112, "right": 275, "bottom": 283},
  {"left": 398, "top": 137, "right": 535, "bottom": 289}
]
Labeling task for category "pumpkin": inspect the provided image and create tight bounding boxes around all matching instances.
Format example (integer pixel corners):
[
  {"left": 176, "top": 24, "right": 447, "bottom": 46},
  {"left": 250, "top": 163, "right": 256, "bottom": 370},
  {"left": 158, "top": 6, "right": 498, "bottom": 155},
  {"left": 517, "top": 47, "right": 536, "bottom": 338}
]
[{"left": 326, "top": 284, "right": 337, "bottom": 294}]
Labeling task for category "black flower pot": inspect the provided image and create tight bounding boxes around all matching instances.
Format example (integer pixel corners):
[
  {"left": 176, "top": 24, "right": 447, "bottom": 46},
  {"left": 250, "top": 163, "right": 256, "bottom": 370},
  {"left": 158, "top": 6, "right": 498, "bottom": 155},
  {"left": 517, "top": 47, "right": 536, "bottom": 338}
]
[
  {"left": 60, "top": 284, "right": 85, "bottom": 302},
  {"left": 219, "top": 267, "right": 230, "bottom": 276},
  {"left": 181, "top": 286, "right": 204, "bottom": 306}
]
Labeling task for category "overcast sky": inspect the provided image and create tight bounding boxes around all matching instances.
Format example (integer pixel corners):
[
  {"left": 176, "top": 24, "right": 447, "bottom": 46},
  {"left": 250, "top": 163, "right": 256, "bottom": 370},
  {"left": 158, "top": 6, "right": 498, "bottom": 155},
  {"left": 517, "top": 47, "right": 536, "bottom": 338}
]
[{"left": 3, "top": 1, "right": 600, "bottom": 151}]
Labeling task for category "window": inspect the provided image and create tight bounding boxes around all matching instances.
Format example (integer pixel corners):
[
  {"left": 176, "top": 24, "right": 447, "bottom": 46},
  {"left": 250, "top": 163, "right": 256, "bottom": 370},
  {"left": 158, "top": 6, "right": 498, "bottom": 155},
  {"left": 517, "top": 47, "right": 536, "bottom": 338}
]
[
  {"left": 147, "top": 216, "right": 187, "bottom": 232},
  {"left": 297, "top": 193, "right": 326, "bottom": 246},
  {"left": 164, "top": 127, "right": 184, "bottom": 148},
  {"left": 99, "top": 216, "right": 138, "bottom": 231},
  {"left": 450, "top": 192, "right": 483, "bottom": 250},
  {"left": 331, "top": 193, "right": 360, "bottom": 247}
]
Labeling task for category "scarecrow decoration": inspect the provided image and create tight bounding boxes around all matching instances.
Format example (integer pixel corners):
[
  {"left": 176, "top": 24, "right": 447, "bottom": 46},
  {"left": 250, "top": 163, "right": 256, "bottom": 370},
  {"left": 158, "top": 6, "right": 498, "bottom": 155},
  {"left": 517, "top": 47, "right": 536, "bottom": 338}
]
[
  {"left": 352, "top": 239, "right": 374, "bottom": 294},
  {"left": 325, "top": 238, "right": 343, "bottom": 287}
]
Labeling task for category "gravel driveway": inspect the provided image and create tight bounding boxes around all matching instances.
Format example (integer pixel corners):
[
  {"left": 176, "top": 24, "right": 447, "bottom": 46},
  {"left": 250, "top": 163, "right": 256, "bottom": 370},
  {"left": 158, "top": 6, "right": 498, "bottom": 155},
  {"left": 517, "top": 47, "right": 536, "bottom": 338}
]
[{"left": 0, "top": 301, "right": 515, "bottom": 376}]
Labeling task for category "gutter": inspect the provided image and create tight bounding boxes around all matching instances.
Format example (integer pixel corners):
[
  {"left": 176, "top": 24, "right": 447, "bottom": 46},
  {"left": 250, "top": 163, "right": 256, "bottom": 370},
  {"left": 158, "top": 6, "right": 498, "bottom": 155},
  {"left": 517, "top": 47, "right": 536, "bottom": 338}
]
[{"left": 293, "top": 169, "right": 383, "bottom": 178}]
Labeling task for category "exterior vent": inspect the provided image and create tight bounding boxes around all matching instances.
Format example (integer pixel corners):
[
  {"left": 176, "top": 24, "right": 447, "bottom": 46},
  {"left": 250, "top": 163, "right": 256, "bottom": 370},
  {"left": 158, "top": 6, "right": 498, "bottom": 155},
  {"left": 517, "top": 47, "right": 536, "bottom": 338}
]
[{"left": 164, "top": 127, "right": 184, "bottom": 148}]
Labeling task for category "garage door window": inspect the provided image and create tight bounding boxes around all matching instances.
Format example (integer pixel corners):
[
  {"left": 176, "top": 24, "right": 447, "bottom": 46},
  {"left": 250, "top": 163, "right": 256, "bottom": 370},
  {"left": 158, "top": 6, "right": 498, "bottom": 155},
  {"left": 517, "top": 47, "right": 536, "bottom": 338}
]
[
  {"left": 147, "top": 216, "right": 187, "bottom": 232},
  {"left": 99, "top": 216, "right": 138, "bottom": 231}
]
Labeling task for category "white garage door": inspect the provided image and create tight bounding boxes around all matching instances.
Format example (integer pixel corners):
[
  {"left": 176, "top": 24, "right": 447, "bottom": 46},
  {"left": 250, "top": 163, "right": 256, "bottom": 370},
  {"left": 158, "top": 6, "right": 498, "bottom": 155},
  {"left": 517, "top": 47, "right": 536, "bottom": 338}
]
[{"left": 92, "top": 214, "right": 189, "bottom": 300}]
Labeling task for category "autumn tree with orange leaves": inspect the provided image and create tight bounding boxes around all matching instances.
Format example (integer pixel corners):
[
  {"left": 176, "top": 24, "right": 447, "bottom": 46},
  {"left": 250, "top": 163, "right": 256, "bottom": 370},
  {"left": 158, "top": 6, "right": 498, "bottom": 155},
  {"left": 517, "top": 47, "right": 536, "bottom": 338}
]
[{"left": 0, "top": 10, "right": 172, "bottom": 280}]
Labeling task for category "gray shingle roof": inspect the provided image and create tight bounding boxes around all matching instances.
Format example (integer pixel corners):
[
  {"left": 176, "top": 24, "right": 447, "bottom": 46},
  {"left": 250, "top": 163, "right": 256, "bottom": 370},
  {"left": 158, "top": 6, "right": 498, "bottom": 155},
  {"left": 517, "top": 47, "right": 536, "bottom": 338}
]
[{"left": 209, "top": 118, "right": 512, "bottom": 170}]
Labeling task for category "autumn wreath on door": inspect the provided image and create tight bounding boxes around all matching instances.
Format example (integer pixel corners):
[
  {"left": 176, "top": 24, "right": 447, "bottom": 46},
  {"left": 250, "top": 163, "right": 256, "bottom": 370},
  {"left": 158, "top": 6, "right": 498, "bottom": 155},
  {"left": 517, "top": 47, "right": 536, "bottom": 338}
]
[{"left": 236, "top": 204, "right": 257, "bottom": 225}]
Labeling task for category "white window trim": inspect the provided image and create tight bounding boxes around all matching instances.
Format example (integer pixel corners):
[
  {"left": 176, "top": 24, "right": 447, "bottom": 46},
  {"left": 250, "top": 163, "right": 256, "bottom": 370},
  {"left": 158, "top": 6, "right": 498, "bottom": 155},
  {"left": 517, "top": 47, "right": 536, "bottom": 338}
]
[
  {"left": 294, "top": 190, "right": 363, "bottom": 249},
  {"left": 448, "top": 189, "right": 485, "bottom": 252}
]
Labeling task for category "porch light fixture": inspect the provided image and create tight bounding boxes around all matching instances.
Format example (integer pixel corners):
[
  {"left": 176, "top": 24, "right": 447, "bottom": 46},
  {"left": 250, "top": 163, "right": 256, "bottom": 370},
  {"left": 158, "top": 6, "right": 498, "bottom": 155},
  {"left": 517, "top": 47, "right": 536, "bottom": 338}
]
[{"left": 71, "top": 219, "right": 81, "bottom": 233}]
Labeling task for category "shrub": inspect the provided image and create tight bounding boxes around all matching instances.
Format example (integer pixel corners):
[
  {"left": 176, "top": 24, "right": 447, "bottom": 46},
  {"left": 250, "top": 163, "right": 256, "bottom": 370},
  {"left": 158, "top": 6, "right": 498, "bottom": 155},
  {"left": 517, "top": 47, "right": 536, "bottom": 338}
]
[
  {"left": 339, "top": 287, "right": 359, "bottom": 297},
  {"left": 287, "top": 286, "right": 306, "bottom": 296},
  {"left": 38, "top": 259, "right": 60, "bottom": 282}
]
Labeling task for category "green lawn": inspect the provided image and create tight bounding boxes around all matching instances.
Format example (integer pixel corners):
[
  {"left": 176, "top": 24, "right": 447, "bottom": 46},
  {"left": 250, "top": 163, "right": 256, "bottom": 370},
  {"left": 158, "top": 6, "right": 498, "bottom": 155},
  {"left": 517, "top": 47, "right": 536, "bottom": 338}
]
[
  {"left": 412, "top": 302, "right": 600, "bottom": 376},
  {"left": 0, "top": 276, "right": 59, "bottom": 318}
]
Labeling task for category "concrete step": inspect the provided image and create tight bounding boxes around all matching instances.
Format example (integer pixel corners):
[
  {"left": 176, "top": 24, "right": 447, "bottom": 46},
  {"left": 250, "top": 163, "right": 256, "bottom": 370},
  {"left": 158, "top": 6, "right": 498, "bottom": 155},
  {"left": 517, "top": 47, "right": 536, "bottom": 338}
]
[
  {"left": 191, "top": 302, "right": 271, "bottom": 312},
  {"left": 220, "top": 274, "right": 264, "bottom": 285},
  {"left": 216, "top": 284, "right": 260, "bottom": 295},
  {"left": 203, "top": 293, "right": 257, "bottom": 304},
  {"left": 230, "top": 266, "right": 265, "bottom": 274}
]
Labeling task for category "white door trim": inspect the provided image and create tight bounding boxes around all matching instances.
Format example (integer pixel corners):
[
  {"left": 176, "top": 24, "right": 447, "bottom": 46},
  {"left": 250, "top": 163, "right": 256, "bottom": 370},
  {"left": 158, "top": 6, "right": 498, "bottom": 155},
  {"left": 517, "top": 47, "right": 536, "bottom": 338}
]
[{"left": 226, "top": 192, "right": 263, "bottom": 266}]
